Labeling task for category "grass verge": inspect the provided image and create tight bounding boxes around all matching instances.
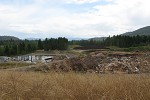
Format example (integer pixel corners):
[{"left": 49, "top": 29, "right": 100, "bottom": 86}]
[
  {"left": 109, "top": 45, "right": 150, "bottom": 52},
  {"left": 0, "top": 62, "right": 33, "bottom": 69},
  {"left": 0, "top": 71, "right": 150, "bottom": 100}
]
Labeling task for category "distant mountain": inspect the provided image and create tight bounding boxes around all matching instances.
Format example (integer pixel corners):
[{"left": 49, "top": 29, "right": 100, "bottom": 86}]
[
  {"left": 68, "top": 38, "right": 89, "bottom": 41},
  {"left": 25, "top": 38, "right": 42, "bottom": 40},
  {"left": 122, "top": 26, "right": 150, "bottom": 36},
  {"left": 0, "top": 36, "right": 20, "bottom": 41},
  {"left": 89, "top": 37, "right": 107, "bottom": 41}
]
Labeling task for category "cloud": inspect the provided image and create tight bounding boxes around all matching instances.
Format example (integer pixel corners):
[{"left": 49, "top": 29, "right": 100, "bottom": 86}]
[
  {"left": 65, "top": 0, "right": 99, "bottom": 4},
  {"left": 93, "top": 0, "right": 150, "bottom": 32},
  {"left": 0, "top": 0, "right": 150, "bottom": 39}
]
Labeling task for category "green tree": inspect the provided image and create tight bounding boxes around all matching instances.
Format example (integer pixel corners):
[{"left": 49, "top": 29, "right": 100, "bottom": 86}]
[
  {"left": 37, "top": 39, "right": 43, "bottom": 50},
  {"left": 4, "top": 45, "right": 10, "bottom": 56},
  {"left": 43, "top": 38, "right": 49, "bottom": 51}
]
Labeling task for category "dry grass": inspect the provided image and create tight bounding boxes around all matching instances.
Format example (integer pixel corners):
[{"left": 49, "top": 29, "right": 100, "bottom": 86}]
[
  {"left": 0, "top": 62, "right": 33, "bottom": 69},
  {"left": 0, "top": 71, "right": 150, "bottom": 100}
]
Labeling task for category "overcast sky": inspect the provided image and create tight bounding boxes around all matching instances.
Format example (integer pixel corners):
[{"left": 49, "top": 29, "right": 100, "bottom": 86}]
[{"left": 0, "top": 0, "right": 150, "bottom": 39}]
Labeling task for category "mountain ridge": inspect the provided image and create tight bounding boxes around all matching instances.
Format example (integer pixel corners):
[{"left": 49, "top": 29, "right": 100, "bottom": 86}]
[
  {"left": 0, "top": 36, "right": 20, "bottom": 41},
  {"left": 89, "top": 37, "right": 107, "bottom": 41},
  {"left": 122, "top": 26, "right": 150, "bottom": 36}
]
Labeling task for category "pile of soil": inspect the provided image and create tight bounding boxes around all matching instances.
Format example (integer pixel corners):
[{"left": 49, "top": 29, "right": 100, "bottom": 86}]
[{"left": 24, "top": 51, "right": 150, "bottom": 74}]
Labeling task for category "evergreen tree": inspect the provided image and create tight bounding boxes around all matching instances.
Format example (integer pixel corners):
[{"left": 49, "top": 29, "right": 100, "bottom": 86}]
[
  {"left": 37, "top": 39, "right": 43, "bottom": 50},
  {"left": 4, "top": 45, "right": 10, "bottom": 56},
  {"left": 43, "top": 38, "right": 49, "bottom": 51},
  {"left": 0, "top": 46, "right": 4, "bottom": 56}
]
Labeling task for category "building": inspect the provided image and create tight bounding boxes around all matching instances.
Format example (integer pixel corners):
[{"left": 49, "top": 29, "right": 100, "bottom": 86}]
[
  {"left": 0, "top": 56, "right": 11, "bottom": 62},
  {"left": 41, "top": 56, "right": 53, "bottom": 63},
  {"left": 14, "top": 54, "right": 53, "bottom": 63},
  {"left": 0, "top": 54, "right": 54, "bottom": 63}
]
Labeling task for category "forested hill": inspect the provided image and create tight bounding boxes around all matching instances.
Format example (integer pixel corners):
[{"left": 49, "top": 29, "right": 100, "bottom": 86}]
[
  {"left": 122, "top": 26, "right": 150, "bottom": 36},
  {"left": 0, "top": 36, "right": 20, "bottom": 41}
]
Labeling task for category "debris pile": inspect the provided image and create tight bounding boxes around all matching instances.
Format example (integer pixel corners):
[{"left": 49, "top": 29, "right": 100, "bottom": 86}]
[
  {"left": 98, "top": 56, "right": 146, "bottom": 74},
  {"left": 24, "top": 52, "right": 150, "bottom": 74}
]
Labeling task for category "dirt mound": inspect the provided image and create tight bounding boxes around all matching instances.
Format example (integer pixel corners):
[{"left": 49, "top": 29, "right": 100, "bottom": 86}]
[{"left": 22, "top": 52, "right": 150, "bottom": 74}]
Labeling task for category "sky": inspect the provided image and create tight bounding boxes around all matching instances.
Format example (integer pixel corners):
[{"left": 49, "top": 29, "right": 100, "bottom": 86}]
[{"left": 0, "top": 0, "right": 150, "bottom": 39}]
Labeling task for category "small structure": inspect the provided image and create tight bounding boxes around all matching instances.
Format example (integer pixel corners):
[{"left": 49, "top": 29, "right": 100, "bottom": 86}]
[
  {"left": 0, "top": 56, "right": 11, "bottom": 62},
  {"left": 0, "top": 54, "right": 54, "bottom": 63},
  {"left": 14, "top": 54, "right": 53, "bottom": 63},
  {"left": 42, "top": 56, "right": 53, "bottom": 63}
]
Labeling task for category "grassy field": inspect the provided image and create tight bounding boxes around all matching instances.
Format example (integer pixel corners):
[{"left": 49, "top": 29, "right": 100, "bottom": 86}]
[
  {"left": 0, "top": 71, "right": 150, "bottom": 100},
  {"left": 0, "top": 62, "right": 33, "bottom": 69},
  {"left": 108, "top": 45, "right": 150, "bottom": 52}
]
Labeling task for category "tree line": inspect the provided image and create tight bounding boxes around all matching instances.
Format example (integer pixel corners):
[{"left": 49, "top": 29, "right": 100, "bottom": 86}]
[
  {"left": 1, "top": 35, "right": 149, "bottom": 56},
  {"left": 69, "top": 39, "right": 105, "bottom": 49},
  {"left": 37, "top": 37, "right": 68, "bottom": 51},
  {"left": 104, "top": 35, "right": 150, "bottom": 48},
  {"left": 0, "top": 40, "right": 37, "bottom": 56},
  {"left": 69, "top": 35, "right": 150, "bottom": 48},
  {"left": 0, "top": 37, "right": 68, "bottom": 56}
]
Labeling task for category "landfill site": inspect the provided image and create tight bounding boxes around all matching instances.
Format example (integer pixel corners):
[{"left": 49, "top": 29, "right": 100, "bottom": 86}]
[{"left": 10, "top": 50, "right": 150, "bottom": 74}]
